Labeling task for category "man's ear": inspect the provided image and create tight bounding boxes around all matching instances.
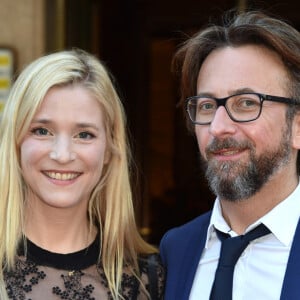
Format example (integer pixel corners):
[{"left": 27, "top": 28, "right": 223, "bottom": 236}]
[{"left": 292, "top": 111, "right": 300, "bottom": 149}]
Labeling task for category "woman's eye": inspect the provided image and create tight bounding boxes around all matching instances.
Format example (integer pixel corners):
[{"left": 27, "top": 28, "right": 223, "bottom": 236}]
[
  {"left": 31, "top": 127, "right": 50, "bottom": 136},
  {"left": 77, "top": 131, "right": 95, "bottom": 139}
]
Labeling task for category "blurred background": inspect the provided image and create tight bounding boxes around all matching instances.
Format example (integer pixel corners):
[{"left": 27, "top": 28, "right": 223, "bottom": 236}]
[{"left": 0, "top": 0, "right": 299, "bottom": 245}]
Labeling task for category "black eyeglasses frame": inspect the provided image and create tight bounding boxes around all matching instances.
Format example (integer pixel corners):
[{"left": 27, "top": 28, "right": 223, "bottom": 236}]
[{"left": 185, "top": 92, "right": 298, "bottom": 125}]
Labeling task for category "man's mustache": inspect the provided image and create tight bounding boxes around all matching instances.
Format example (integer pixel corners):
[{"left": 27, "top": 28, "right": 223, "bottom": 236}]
[{"left": 205, "top": 138, "right": 252, "bottom": 155}]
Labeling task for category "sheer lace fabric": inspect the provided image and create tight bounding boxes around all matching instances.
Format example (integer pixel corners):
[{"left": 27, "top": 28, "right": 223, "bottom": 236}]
[{"left": 4, "top": 237, "right": 165, "bottom": 300}]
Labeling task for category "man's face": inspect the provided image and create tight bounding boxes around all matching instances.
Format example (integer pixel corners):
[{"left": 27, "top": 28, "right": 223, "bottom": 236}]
[{"left": 195, "top": 45, "right": 298, "bottom": 201}]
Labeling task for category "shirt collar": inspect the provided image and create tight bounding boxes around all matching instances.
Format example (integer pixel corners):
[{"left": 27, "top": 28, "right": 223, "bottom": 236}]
[{"left": 205, "top": 181, "right": 300, "bottom": 248}]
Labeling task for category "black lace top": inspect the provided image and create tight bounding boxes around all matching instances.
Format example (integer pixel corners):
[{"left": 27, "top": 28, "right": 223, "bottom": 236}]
[{"left": 4, "top": 237, "right": 165, "bottom": 300}]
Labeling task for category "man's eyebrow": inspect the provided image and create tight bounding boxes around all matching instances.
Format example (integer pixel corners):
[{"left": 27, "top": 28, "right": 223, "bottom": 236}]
[
  {"left": 228, "top": 87, "right": 256, "bottom": 95},
  {"left": 195, "top": 92, "right": 215, "bottom": 97},
  {"left": 196, "top": 87, "right": 256, "bottom": 97}
]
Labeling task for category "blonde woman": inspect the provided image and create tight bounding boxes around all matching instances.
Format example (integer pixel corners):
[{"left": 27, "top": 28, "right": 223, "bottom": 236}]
[{"left": 0, "top": 49, "right": 164, "bottom": 299}]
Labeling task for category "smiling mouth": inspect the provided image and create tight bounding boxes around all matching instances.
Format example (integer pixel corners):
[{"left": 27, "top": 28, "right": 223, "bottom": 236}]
[
  {"left": 214, "top": 149, "right": 242, "bottom": 156},
  {"left": 44, "top": 172, "right": 81, "bottom": 180}
]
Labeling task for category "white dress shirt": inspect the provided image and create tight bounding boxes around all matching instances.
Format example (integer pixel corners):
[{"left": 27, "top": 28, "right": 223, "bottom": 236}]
[{"left": 189, "top": 182, "right": 300, "bottom": 300}]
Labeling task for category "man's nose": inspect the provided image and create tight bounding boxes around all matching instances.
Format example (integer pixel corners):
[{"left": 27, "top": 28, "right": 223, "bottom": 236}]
[{"left": 209, "top": 106, "right": 237, "bottom": 137}]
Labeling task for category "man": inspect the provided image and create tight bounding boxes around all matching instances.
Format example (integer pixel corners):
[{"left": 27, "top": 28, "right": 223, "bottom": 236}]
[{"left": 160, "top": 10, "right": 300, "bottom": 300}]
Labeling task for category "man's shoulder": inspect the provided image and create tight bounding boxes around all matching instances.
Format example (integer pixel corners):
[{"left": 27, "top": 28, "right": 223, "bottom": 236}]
[
  {"left": 160, "top": 211, "right": 212, "bottom": 247},
  {"left": 180, "top": 211, "right": 212, "bottom": 230}
]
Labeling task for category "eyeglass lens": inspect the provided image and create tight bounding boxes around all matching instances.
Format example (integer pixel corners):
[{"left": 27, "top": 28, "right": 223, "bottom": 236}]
[{"left": 187, "top": 93, "right": 262, "bottom": 124}]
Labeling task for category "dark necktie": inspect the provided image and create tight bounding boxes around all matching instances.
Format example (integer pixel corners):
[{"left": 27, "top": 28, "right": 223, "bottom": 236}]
[{"left": 209, "top": 223, "right": 271, "bottom": 300}]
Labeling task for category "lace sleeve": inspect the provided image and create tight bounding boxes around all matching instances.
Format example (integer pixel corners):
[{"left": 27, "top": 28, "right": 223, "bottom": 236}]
[{"left": 139, "top": 253, "right": 165, "bottom": 300}]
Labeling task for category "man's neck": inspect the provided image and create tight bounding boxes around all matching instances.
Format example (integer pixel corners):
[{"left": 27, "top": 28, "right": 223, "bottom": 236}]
[{"left": 220, "top": 171, "right": 299, "bottom": 234}]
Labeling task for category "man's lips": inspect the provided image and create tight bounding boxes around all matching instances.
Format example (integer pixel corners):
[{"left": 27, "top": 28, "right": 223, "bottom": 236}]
[
  {"left": 206, "top": 138, "right": 252, "bottom": 160},
  {"left": 43, "top": 171, "right": 81, "bottom": 181},
  {"left": 212, "top": 148, "right": 243, "bottom": 156},
  {"left": 206, "top": 147, "right": 247, "bottom": 160}
]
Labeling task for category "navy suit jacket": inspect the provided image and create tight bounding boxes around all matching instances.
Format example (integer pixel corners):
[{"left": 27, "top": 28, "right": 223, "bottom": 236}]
[{"left": 160, "top": 211, "right": 300, "bottom": 300}]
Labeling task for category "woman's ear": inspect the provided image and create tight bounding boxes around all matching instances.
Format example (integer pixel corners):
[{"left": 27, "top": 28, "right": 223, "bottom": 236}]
[{"left": 292, "top": 111, "right": 300, "bottom": 149}]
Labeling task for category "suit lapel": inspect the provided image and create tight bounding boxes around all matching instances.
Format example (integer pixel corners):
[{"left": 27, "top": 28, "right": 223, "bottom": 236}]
[
  {"left": 280, "top": 217, "right": 300, "bottom": 300},
  {"left": 179, "top": 214, "right": 211, "bottom": 299}
]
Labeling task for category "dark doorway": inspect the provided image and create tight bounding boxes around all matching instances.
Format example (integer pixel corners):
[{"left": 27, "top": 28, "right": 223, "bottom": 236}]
[{"left": 55, "top": 0, "right": 300, "bottom": 245}]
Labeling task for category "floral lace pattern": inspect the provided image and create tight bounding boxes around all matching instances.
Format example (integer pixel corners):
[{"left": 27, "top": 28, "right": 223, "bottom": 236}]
[
  {"left": 3, "top": 239, "right": 165, "bottom": 300},
  {"left": 52, "top": 270, "right": 95, "bottom": 300},
  {"left": 5, "top": 259, "right": 46, "bottom": 300}
]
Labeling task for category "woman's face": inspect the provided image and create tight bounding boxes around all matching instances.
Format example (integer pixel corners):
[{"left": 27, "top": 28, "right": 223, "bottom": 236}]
[{"left": 20, "top": 85, "right": 108, "bottom": 212}]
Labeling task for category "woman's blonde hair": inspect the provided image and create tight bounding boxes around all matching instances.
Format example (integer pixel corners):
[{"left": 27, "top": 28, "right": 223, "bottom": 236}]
[{"left": 0, "top": 49, "right": 156, "bottom": 299}]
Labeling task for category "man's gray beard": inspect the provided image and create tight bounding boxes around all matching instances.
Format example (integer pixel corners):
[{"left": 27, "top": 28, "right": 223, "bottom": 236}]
[{"left": 202, "top": 125, "right": 292, "bottom": 202}]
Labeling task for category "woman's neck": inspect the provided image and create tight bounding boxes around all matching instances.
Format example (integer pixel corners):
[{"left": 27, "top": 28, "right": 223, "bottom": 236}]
[{"left": 24, "top": 202, "right": 97, "bottom": 253}]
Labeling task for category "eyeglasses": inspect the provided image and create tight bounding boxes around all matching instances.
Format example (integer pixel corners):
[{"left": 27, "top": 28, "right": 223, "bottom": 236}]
[{"left": 186, "top": 92, "right": 298, "bottom": 125}]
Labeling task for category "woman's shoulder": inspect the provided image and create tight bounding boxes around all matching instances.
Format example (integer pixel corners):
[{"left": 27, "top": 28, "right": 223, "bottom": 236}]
[
  {"left": 138, "top": 253, "right": 165, "bottom": 300},
  {"left": 138, "top": 252, "right": 162, "bottom": 265},
  {"left": 138, "top": 252, "right": 164, "bottom": 278}
]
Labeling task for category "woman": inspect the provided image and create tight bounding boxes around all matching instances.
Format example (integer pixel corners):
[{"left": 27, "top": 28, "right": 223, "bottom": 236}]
[{"left": 0, "top": 49, "right": 164, "bottom": 299}]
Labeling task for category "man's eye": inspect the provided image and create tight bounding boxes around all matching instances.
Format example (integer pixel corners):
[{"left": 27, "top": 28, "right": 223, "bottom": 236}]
[
  {"left": 198, "top": 101, "right": 216, "bottom": 111},
  {"left": 242, "top": 99, "right": 257, "bottom": 107},
  {"left": 237, "top": 98, "right": 260, "bottom": 109},
  {"left": 31, "top": 127, "right": 50, "bottom": 136},
  {"left": 77, "top": 132, "right": 95, "bottom": 139}
]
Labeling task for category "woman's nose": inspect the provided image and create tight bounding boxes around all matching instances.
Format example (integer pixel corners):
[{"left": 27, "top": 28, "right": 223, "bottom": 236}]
[{"left": 49, "top": 136, "right": 76, "bottom": 163}]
